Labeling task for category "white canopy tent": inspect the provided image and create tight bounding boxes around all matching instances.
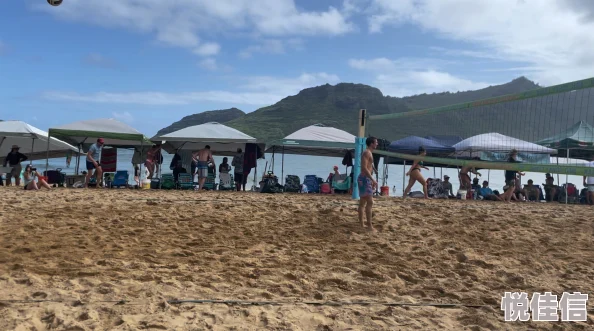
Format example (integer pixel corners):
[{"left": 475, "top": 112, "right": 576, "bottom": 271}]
[
  {"left": 0, "top": 121, "right": 79, "bottom": 166},
  {"left": 453, "top": 133, "right": 557, "bottom": 157},
  {"left": 265, "top": 124, "right": 356, "bottom": 185},
  {"left": 266, "top": 124, "right": 356, "bottom": 157},
  {"left": 151, "top": 122, "right": 262, "bottom": 156},
  {"left": 151, "top": 122, "right": 265, "bottom": 188},
  {"left": 47, "top": 118, "right": 151, "bottom": 175}
]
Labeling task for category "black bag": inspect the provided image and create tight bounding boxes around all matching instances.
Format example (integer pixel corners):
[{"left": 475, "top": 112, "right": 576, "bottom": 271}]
[
  {"left": 284, "top": 175, "right": 301, "bottom": 192},
  {"left": 260, "top": 173, "right": 282, "bottom": 193}
]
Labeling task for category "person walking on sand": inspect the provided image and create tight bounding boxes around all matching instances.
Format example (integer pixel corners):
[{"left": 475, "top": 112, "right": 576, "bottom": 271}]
[
  {"left": 85, "top": 138, "right": 104, "bottom": 188},
  {"left": 403, "top": 146, "right": 430, "bottom": 199},
  {"left": 358, "top": 136, "right": 378, "bottom": 232},
  {"left": 194, "top": 145, "right": 215, "bottom": 191}
]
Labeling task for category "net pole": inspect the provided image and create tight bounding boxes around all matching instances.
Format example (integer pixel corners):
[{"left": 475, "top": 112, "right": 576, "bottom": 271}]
[
  {"left": 566, "top": 149, "right": 569, "bottom": 204},
  {"left": 352, "top": 109, "right": 366, "bottom": 200},
  {"left": 402, "top": 161, "right": 405, "bottom": 195}
]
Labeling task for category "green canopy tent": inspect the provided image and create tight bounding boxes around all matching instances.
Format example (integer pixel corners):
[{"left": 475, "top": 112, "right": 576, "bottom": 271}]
[
  {"left": 46, "top": 118, "right": 152, "bottom": 177},
  {"left": 536, "top": 120, "right": 594, "bottom": 203},
  {"left": 536, "top": 120, "right": 594, "bottom": 160}
]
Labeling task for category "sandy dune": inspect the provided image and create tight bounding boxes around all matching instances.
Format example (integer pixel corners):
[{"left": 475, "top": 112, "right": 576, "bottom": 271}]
[{"left": 0, "top": 187, "right": 593, "bottom": 330}]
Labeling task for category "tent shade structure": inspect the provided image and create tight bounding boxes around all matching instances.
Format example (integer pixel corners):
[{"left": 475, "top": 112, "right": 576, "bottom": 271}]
[
  {"left": 0, "top": 121, "right": 80, "bottom": 163},
  {"left": 384, "top": 135, "right": 459, "bottom": 167},
  {"left": 424, "top": 135, "right": 463, "bottom": 147},
  {"left": 388, "top": 136, "right": 455, "bottom": 155},
  {"left": 152, "top": 122, "right": 263, "bottom": 156},
  {"left": 266, "top": 124, "right": 356, "bottom": 157},
  {"left": 453, "top": 133, "right": 557, "bottom": 157},
  {"left": 48, "top": 118, "right": 150, "bottom": 148},
  {"left": 536, "top": 120, "right": 594, "bottom": 159}
]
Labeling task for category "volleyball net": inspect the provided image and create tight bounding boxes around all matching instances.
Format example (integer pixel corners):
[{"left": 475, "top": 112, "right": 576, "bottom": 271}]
[{"left": 359, "top": 77, "right": 594, "bottom": 176}]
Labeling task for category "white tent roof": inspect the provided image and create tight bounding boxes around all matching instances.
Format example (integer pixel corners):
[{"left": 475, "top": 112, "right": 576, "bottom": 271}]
[
  {"left": 266, "top": 124, "right": 356, "bottom": 157},
  {"left": 152, "top": 122, "right": 262, "bottom": 156},
  {"left": 284, "top": 124, "right": 355, "bottom": 142},
  {"left": 49, "top": 118, "right": 149, "bottom": 147},
  {"left": 0, "top": 121, "right": 80, "bottom": 163},
  {"left": 453, "top": 133, "right": 557, "bottom": 156}
]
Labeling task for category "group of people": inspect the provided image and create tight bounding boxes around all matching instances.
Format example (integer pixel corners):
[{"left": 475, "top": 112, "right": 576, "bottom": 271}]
[
  {"left": 169, "top": 146, "right": 248, "bottom": 191},
  {"left": 356, "top": 140, "right": 594, "bottom": 233},
  {"left": 2, "top": 144, "right": 51, "bottom": 190}
]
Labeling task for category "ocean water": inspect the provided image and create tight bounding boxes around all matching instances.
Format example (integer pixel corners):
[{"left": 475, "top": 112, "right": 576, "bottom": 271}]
[{"left": 22, "top": 149, "right": 590, "bottom": 195}]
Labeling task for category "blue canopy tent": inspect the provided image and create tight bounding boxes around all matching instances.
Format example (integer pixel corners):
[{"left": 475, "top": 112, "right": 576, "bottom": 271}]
[
  {"left": 384, "top": 136, "right": 456, "bottom": 166},
  {"left": 424, "top": 135, "right": 463, "bottom": 148}
]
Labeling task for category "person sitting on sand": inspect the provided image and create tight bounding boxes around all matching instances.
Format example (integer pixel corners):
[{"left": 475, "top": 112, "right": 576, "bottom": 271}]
[
  {"left": 219, "top": 157, "right": 231, "bottom": 174},
  {"left": 543, "top": 173, "right": 557, "bottom": 202},
  {"left": 404, "top": 146, "right": 430, "bottom": 199},
  {"left": 358, "top": 136, "right": 378, "bottom": 232},
  {"left": 23, "top": 164, "right": 51, "bottom": 191},
  {"left": 523, "top": 179, "right": 540, "bottom": 201},
  {"left": 479, "top": 181, "right": 502, "bottom": 201},
  {"left": 442, "top": 175, "right": 455, "bottom": 198}
]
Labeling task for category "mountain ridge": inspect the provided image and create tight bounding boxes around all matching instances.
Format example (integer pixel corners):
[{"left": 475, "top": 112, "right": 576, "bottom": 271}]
[{"left": 157, "top": 77, "right": 545, "bottom": 142}]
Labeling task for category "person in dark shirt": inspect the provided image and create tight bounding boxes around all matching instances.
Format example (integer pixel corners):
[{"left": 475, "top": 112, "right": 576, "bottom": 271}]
[
  {"left": 3, "top": 145, "right": 28, "bottom": 186},
  {"left": 502, "top": 149, "right": 525, "bottom": 202}
]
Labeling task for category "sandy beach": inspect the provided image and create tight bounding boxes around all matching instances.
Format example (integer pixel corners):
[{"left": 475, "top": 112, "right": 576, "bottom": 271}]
[{"left": 1, "top": 188, "right": 593, "bottom": 330}]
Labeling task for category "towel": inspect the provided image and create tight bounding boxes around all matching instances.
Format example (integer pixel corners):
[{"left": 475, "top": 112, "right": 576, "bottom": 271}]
[{"left": 100, "top": 147, "right": 117, "bottom": 172}]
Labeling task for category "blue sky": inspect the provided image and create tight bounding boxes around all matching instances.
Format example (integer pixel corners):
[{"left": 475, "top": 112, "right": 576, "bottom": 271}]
[{"left": 1, "top": 0, "right": 594, "bottom": 136}]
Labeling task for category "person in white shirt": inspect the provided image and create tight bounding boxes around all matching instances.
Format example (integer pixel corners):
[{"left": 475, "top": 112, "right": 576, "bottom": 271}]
[{"left": 583, "top": 156, "right": 594, "bottom": 205}]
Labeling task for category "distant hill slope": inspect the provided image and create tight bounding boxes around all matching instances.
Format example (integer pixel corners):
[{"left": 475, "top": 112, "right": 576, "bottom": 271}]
[
  {"left": 157, "top": 77, "right": 569, "bottom": 143},
  {"left": 155, "top": 108, "right": 245, "bottom": 137},
  {"left": 225, "top": 77, "right": 542, "bottom": 142}
]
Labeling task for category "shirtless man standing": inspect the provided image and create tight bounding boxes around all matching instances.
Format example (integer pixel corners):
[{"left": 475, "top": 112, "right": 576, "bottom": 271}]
[
  {"left": 193, "top": 145, "right": 216, "bottom": 191},
  {"left": 358, "top": 136, "right": 378, "bottom": 232}
]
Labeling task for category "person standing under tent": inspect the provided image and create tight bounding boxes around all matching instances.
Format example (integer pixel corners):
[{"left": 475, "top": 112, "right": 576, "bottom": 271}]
[
  {"left": 459, "top": 163, "right": 481, "bottom": 191},
  {"left": 3, "top": 145, "right": 28, "bottom": 186},
  {"left": 502, "top": 149, "right": 524, "bottom": 202},
  {"left": 583, "top": 155, "right": 594, "bottom": 205},
  {"left": 404, "top": 146, "right": 430, "bottom": 199},
  {"left": 358, "top": 136, "right": 378, "bottom": 232},
  {"left": 232, "top": 148, "right": 245, "bottom": 191},
  {"left": 85, "top": 138, "right": 104, "bottom": 188},
  {"left": 195, "top": 145, "right": 215, "bottom": 191}
]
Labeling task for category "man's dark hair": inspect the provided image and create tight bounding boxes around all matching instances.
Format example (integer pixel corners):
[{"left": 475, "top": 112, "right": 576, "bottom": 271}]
[
  {"left": 366, "top": 136, "right": 377, "bottom": 147},
  {"left": 418, "top": 146, "right": 426, "bottom": 154},
  {"left": 205, "top": 145, "right": 210, "bottom": 149}
]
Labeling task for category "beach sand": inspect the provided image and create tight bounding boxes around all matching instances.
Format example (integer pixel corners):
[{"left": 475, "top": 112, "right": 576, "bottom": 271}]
[{"left": 0, "top": 187, "right": 593, "bottom": 330}]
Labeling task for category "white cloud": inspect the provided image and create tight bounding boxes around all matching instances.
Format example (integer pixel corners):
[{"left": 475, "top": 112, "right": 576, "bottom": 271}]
[
  {"left": 42, "top": 72, "right": 341, "bottom": 107},
  {"left": 239, "top": 38, "right": 304, "bottom": 58},
  {"left": 112, "top": 111, "right": 134, "bottom": 122},
  {"left": 32, "top": 0, "right": 354, "bottom": 56},
  {"left": 363, "top": 0, "right": 594, "bottom": 86},
  {"left": 349, "top": 57, "right": 492, "bottom": 96},
  {"left": 198, "top": 58, "right": 218, "bottom": 71},
  {"left": 193, "top": 42, "right": 221, "bottom": 56}
]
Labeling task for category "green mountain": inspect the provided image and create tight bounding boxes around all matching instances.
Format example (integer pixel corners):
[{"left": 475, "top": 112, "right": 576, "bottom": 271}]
[
  {"left": 158, "top": 77, "right": 546, "bottom": 142},
  {"left": 155, "top": 108, "right": 245, "bottom": 137}
]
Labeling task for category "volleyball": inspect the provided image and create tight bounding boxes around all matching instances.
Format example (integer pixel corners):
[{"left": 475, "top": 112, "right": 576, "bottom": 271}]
[{"left": 47, "top": 0, "right": 63, "bottom": 6}]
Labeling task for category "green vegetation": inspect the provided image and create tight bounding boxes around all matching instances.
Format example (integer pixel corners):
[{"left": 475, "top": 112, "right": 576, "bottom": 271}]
[{"left": 158, "top": 77, "right": 544, "bottom": 142}]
